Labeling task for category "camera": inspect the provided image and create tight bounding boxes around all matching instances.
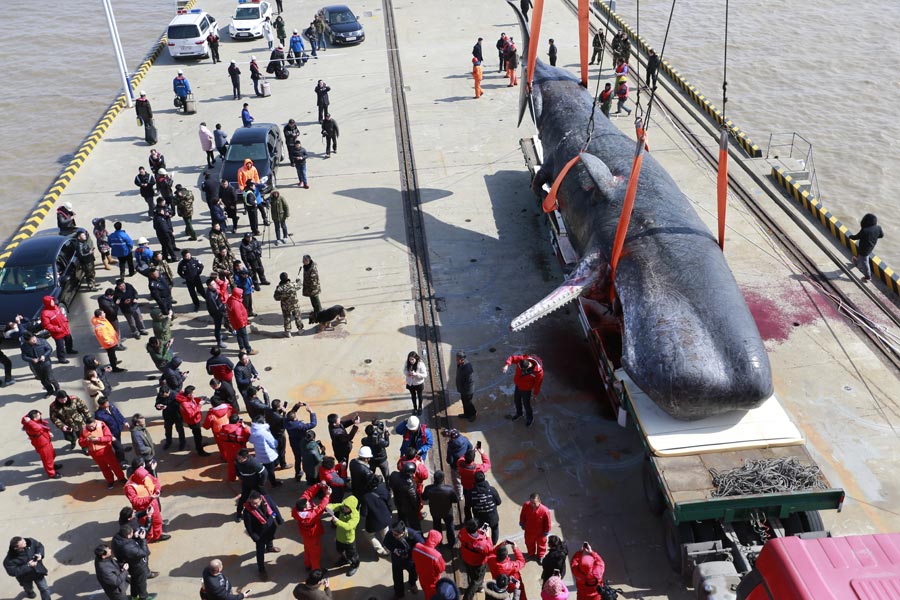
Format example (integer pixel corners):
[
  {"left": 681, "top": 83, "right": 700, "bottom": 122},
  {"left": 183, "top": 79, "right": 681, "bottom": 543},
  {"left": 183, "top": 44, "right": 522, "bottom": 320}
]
[
  {"left": 372, "top": 419, "right": 385, "bottom": 432},
  {"left": 136, "top": 526, "right": 148, "bottom": 537}
]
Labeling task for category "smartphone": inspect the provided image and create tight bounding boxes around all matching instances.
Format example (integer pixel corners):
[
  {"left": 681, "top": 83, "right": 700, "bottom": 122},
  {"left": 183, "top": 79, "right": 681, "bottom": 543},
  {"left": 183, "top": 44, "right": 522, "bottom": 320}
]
[
  {"left": 553, "top": 569, "right": 561, "bottom": 577},
  {"left": 583, "top": 541, "right": 590, "bottom": 550},
  {"left": 476, "top": 440, "right": 482, "bottom": 450}
]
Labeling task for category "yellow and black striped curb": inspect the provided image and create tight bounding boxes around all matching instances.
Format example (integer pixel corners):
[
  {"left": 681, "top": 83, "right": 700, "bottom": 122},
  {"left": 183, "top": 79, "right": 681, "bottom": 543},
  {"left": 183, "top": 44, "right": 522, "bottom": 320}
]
[
  {"left": 0, "top": 0, "right": 197, "bottom": 268},
  {"left": 591, "top": 1, "right": 762, "bottom": 158},
  {"left": 771, "top": 167, "right": 900, "bottom": 296}
]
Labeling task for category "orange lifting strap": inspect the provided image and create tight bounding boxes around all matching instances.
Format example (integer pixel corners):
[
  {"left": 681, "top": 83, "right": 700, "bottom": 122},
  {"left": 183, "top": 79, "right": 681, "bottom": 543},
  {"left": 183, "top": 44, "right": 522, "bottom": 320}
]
[
  {"left": 716, "top": 127, "right": 728, "bottom": 250},
  {"left": 542, "top": 155, "right": 582, "bottom": 213},
  {"left": 609, "top": 120, "right": 647, "bottom": 302},
  {"left": 526, "top": 0, "right": 545, "bottom": 88},
  {"left": 578, "top": 0, "right": 590, "bottom": 86}
]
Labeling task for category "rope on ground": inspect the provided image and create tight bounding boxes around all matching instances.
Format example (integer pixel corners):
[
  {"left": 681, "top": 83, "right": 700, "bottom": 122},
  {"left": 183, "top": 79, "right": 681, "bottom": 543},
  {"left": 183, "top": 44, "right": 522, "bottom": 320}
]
[{"left": 709, "top": 457, "right": 827, "bottom": 497}]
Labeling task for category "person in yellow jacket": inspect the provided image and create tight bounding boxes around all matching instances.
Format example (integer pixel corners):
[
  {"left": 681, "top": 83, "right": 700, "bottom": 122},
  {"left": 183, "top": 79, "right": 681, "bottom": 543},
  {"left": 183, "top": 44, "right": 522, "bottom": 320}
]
[
  {"left": 237, "top": 158, "right": 260, "bottom": 192},
  {"left": 472, "top": 57, "right": 484, "bottom": 99},
  {"left": 90, "top": 309, "right": 125, "bottom": 373},
  {"left": 325, "top": 495, "right": 360, "bottom": 576}
]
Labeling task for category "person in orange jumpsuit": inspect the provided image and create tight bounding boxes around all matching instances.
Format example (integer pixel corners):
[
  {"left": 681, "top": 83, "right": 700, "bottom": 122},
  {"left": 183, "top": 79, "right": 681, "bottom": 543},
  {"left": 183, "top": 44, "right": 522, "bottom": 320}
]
[
  {"left": 217, "top": 414, "right": 251, "bottom": 481},
  {"left": 412, "top": 529, "right": 445, "bottom": 599},
  {"left": 90, "top": 309, "right": 124, "bottom": 371},
  {"left": 176, "top": 385, "right": 212, "bottom": 456},
  {"left": 472, "top": 57, "right": 484, "bottom": 98},
  {"left": 292, "top": 481, "right": 331, "bottom": 570},
  {"left": 487, "top": 541, "right": 528, "bottom": 600},
  {"left": 236, "top": 158, "right": 260, "bottom": 191},
  {"left": 571, "top": 542, "right": 606, "bottom": 600},
  {"left": 202, "top": 401, "right": 234, "bottom": 459},
  {"left": 397, "top": 446, "right": 430, "bottom": 519},
  {"left": 519, "top": 492, "right": 552, "bottom": 559},
  {"left": 21, "top": 410, "right": 60, "bottom": 479},
  {"left": 78, "top": 417, "right": 125, "bottom": 488},
  {"left": 502, "top": 353, "right": 544, "bottom": 426},
  {"left": 124, "top": 463, "right": 170, "bottom": 542}
]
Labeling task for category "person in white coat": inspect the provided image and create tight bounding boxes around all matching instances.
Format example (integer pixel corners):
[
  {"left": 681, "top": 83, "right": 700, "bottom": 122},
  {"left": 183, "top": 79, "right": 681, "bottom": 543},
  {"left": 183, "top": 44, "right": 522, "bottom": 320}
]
[
  {"left": 198, "top": 122, "right": 216, "bottom": 169},
  {"left": 403, "top": 351, "right": 428, "bottom": 416},
  {"left": 262, "top": 17, "right": 274, "bottom": 50},
  {"left": 249, "top": 416, "right": 281, "bottom": 487}
]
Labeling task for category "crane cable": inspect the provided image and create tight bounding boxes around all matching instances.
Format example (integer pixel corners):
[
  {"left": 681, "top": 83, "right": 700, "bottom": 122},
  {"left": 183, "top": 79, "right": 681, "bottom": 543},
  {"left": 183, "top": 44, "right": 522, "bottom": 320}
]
[{"left": 716, "top": 0, "right": 730, "bottom": 250}]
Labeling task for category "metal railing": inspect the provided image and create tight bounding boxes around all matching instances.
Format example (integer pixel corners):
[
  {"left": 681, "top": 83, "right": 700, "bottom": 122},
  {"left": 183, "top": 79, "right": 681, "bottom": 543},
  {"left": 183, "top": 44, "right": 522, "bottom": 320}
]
[{"left": 765, "top": 132, "right": 820, "bottom": 199}]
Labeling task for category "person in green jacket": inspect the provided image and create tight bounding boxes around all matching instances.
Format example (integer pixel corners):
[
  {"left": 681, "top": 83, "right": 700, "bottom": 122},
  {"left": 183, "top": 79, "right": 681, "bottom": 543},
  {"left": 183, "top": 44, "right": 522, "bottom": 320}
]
[
  {"left": 145, "top": 336, "right": 174, "bottom": 371},
  {"left": 325, "top": 495, "right": 360, "bottom": 575},
  {"left": 301, "top": 430, "right": 325, "bottom": 485},
  {"left": 149, "top": 307, "right": 172, "bottom": 346},
  {"left": 270, "top": 191, "right": 290, "bottom": 245}
]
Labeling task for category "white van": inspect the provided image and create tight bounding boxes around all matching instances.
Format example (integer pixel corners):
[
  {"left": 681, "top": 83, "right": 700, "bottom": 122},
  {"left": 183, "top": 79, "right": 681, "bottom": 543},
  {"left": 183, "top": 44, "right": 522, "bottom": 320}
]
[{"left": 166, "top": 9, "right": 217, "bottom": 59}]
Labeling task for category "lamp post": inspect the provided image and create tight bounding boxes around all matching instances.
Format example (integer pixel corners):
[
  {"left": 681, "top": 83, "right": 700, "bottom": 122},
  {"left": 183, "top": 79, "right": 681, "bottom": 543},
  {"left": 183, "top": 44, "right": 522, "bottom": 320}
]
[{"left": 100, "top": 0, "right": 134, "bottom": 107}]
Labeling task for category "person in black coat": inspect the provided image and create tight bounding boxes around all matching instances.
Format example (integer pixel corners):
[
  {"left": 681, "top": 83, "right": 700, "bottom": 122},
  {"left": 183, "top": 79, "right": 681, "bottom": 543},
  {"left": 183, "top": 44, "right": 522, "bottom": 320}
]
[
  {"left": 205, "top": 278, "right": 229, "bottom": 348},
  {"left": 540, "top": 535, "right": 569, "bottom": 586},
  {"left": 264, "top": 399, "right": 290, "bottom": 470},
  {"left": 235, "top": 449, "right": 267, "bottom": 521},
  {"left": 210, "top": 378, "right": 239, "bottom": 413},
  {"left": 159, "top": 356, "right": 185, "bottom": 392},
  {"left": 382, "top": 522, "right": 425, "bottom": 598},
  {"left": 219, "top": 179, "right": 240, "bottom": 232},
  {"left": 114, "top": 278, "right": 146, "bottom": 339},
  {"left": 154, "top": 381, "right": 185, "bottom": 450},
  {"left": 321, "top": 113, "right": 339, "bottom": 156},
  {"left": 227, "top": 61, "right": 242, "bottom": 100},
  {"left": 472, "top": 37, "right": 484, "bottom": 62},
  {"left": 849, "top": 213, "right": 885, "bottom": 282},
  {"left": 242, "top": 490, "right": 283, "bottom": 577},
  {"left": 177, "top": 250, "right": 206, "bottom": 311},
  {"left": 469, "top": 471, "right": 502, "bottom": 544},
  {"left": 98, "top": 288, "right": 122, "bottom": 338},
  {"left": 646, "top": 48, "right": 660, "bottom": 88},
  {"left": 94, "top": 543, "right": 129, "bottom": 600},
  {"left": 4, "top": 536, "right": 51, "bottom": 600},
  {"left": 422, "top": 470, "right": 460, "bottom": 547},
  {"left": 389, "top": 462, "right": 422, "bottom": 530},
  {"left": 361, "top": 421, "right": 391, "bottom": 480},
  {"left": 455, "top": 351, "right": 477, "bottom": 421},
  {"left": 359, "top": 480, "right": 393, "bottom": 558},
  {"left": 134, "top": 167, "right": 156, "bottom": 218},
  {"left": 147, "top": 269, "right": 173, "bottom": 315},
  {"left": 314, "top": 80, "right": 330, "bottom": 122},
  {"left": 111, "top": 525, "right": 152, "bottom": 600},
  {"left": 151, "top": 207, "right": 178, "bottom": 262},
  {"left": 202, "top": 559, "right": 249, "bottom": 600},
  {"left": 239, "top": 234, "right": 269, "bottom": 287},
  {"left": 20, "top": 333, "right": 59, "bottom": 397},
  {"left": 444, "top": 428, "right": 473, "bottom": 499},
  {"left": 327, "top": 413, "right": 359, "bottom": 463}
]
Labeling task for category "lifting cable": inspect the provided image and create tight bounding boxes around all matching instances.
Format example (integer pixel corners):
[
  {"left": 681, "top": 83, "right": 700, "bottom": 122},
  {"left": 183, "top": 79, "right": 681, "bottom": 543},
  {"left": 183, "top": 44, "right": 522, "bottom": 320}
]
[
  {"left": 716, "top": 0, "right": 730, "bottom": 250},
  {"left": 526, "top": 0, "right": 545, "bottom": 88},
  {"left": 608, "top": 0, "right": 677, "bottom": 298},
  {"left": 578, "top": 0, "right": 590, "bottom": 87}
]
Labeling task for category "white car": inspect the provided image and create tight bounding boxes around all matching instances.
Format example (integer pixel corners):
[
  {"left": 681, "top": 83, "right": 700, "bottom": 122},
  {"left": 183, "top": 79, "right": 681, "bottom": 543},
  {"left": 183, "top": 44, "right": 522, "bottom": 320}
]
[
  {"left": 228, "top": 0, "right": 274, "bottom": 40},
  {"left": 166, "top": 9, "right": 217, "bottom": 58}
]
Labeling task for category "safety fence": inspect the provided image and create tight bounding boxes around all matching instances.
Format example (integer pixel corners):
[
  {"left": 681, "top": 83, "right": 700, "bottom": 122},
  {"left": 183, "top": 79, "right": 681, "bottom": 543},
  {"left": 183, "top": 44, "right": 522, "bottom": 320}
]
[{"left": 0, "top": 0, "right": 197, "bottom": 267}]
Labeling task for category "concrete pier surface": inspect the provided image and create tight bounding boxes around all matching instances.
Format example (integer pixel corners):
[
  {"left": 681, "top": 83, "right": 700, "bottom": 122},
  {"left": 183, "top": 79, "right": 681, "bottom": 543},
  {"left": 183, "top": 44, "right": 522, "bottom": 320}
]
[{"left": 1, "top": 0, "right": 897, "bottom": 599}]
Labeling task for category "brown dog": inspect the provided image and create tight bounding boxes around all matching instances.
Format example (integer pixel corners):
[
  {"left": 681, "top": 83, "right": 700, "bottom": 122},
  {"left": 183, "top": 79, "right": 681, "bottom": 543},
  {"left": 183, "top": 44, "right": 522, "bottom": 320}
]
[{"left": 314, "top": 305, "right": 354, "bottom": 331}]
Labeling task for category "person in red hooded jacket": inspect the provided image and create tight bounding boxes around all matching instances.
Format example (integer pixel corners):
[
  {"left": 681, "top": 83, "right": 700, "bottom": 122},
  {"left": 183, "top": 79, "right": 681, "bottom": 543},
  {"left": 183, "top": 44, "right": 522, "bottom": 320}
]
[
  {"left": 176, "top": 385, "right": 212, "bottom": 456},
  {"left": 412, "top": 529, "right": 445, "bottom": 600},
  {"left": 21, "top": 410, "right": 61, "bottom": 479},
  {"left": 124, "top": 462, "right": 171, "bottom": 542},
  {"left": 519, "top": 492, "right": 552, "bottom": 560},
  {"left": 78, "top": 417, "right": 125, "bottom": 488},
  {"left": 292, "top": 481, "right": 332, "bottom": 570},
  {"left": 571, "top": 542, "right": 605, "bottom": 599},
  {"left": 217, "top": 414, "right": 251, "bottom": 481},
  {"left": 40, "top": 296, "right": 77, "bottom": 363},
  {"left": 487, "top": 540, "right": 528, "bottom": 600},
  {"left": 502, "top": 354, "right": 544, "bottom": 427},
  {"left": 226, "top": 287, "right": 257, "bottom": 355}
]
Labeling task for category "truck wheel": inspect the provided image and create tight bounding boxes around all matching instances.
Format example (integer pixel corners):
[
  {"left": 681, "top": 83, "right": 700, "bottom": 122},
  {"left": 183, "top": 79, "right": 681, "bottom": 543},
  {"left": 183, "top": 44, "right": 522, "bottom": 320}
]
[
  {"left": 664, "top": 513, "right": 695, "bottom": 575},
  {"left": 799, "top": 510, "right": 825, "bottom": 533},
  {"left": 642, "top": 459, "right": 666, "bottom": 515}
]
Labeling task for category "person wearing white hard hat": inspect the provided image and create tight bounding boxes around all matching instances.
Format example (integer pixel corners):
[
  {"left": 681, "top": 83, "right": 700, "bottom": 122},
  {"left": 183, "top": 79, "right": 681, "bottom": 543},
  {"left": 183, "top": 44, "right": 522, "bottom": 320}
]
[
  {"left": 56, "top": 202, "right": 77, "bottom": 234},
  {"left": 172, "top": 69, "right": 191, "bottom": 111},
  {"left": 135, "top": 90, "right": 153, "bottom": 128},
  {"left": 394, "top": 415, "right": 433, "bottom": 461},
  {"left": 227, "top": 59, "right": 242, "bottom": 100}
]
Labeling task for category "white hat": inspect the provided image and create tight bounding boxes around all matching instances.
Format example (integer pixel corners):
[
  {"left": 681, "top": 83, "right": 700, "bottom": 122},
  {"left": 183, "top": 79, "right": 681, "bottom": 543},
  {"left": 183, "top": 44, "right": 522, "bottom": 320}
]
[
  {"left": 63, "top": 202, "right": 73, "bottom": 210},
  {"left": 177, "top": 69, "right": 183, "bottom": 75},
  {"left": 230, "top": 59, "right": 236, "bottom": 64},
  {"left": 139, "top": 90, "right": 146, "bottom": 97},
  {"left": 158, "top": 168, "right": 168, "bottom": 175},
  {"left": 406, "top": 415, "right": 419, "bottom": 430},
  {"left": 293, "top": 29, "right": 298, "bottom": 34},
  {"left": 358, "top": 446, "right": 373, "bottom": 459},
  {"left": 251, "top": 55, "right": 257, "bottom": 61},
  {"left": 138, "top": 237, "right": 149, "bottom": 244}
]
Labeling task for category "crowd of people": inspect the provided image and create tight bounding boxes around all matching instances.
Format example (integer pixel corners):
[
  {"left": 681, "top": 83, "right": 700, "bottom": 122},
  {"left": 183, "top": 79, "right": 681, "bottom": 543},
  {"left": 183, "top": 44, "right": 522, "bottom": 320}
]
[{"left": 1, "top": 7, "right": 624, "bottom": 600}]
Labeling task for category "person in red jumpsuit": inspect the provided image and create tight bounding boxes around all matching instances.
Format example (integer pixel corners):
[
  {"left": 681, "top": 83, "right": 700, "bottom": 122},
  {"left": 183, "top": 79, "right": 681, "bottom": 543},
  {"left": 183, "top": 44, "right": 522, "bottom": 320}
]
[
  {"left": 78, "top": 417, "right": 125, "bottom": 488},
  {"left": 459, "top": 519, "right": 494, "bottom": 600},
  {"left": 487, "top": 541, "right": 527, "bottom": 600},
  {"left": 202, "top": 401, "right": 234, "bottom": 459},
  {"left": 411, "top": 529, "right": 445, "bottom": 600},
  {"left": 457, "top": 446, "right": 490, "bottom": 520},
  {"left": 124, "top": 464, "right": 171, "bottom": 542},
  {"left": 571, "top": 542, "right": 606, "bottom": 600},
  {"left": 217, "top": 414, "right": 250, "bottom": 481},
  {"left": 502, "top": 353, "right": 544, "bottom": 426},
  {"left": 21, "top": 410, "right": 61, "bottom": 479},
  {"left": 519, "top": 492, "right": 552, "bottom": 560},
  {"left": 318, "top": 457, "right": 347, "bottom": 502},
  {"left": 176, "top": 385, "right": 211, "bottom": 456},
  {"left": 397, "top": 446, "right": 430, "bottom": 519},
  {"left": 292, "top": 481, "right": 331, "bottom": 570}
]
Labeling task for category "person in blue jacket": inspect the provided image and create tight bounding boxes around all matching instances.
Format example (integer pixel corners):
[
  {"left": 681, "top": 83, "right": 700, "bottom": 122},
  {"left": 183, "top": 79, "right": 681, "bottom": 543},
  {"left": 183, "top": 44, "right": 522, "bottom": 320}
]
[
  {"left": 173, "top": 69, "right": 191, "bottom": 105},
  {"left": 285, "top": 403, "right": 317, "bottom": 482},
  {"left": 394, "top": 415, "right": 433, "bottom": 461},
  {"left": 108, "top": 222, "right": 134, "bottom": 279},
  {"left": 289, "top": 29, "right": 306, "bottom": 65}
]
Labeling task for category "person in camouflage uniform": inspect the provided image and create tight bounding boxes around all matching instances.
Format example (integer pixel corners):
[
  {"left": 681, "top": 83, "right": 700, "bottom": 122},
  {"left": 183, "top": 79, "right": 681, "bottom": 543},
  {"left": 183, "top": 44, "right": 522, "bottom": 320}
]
[
  {"left": 273, "top": 272, "right": 304, "bottom": 336},
  {"left": 49, "top": 390, "right": 91, "bottom": 450},
  {"left": 150, "top": 306, "right": 173, "bottom": 346},
  {"left": 209, "top": 222, "right": 231, "bottom": 256},
  {"left": 75, "top": 230, "right": 99, "bottom": 291},
  {"left": 301, "top": 254, "right": 323, "bottom": 322},
  {"left": 174, "top": 184, "right": 197, "bottom": 240},
  {"left": 212, "top": 247, "right": 234, "bottom": 276}
]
